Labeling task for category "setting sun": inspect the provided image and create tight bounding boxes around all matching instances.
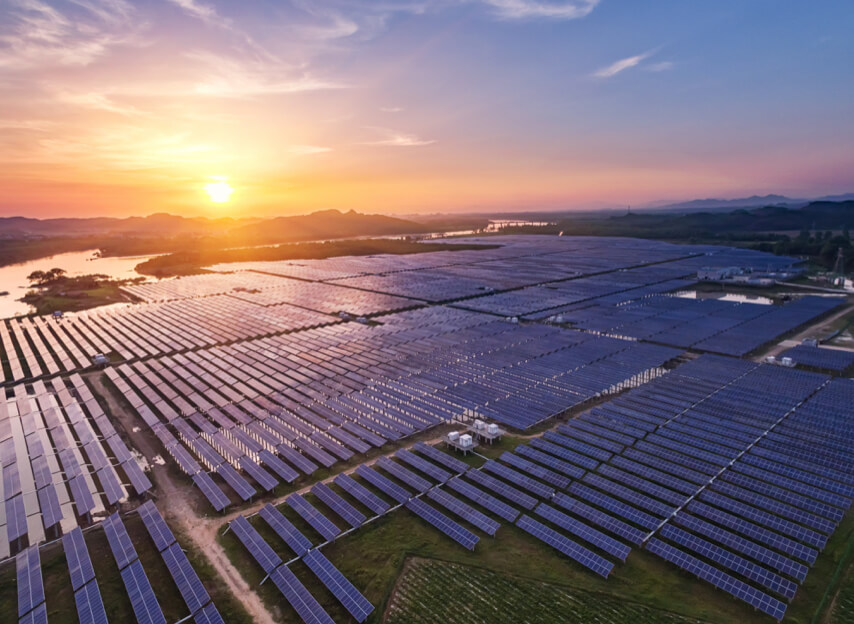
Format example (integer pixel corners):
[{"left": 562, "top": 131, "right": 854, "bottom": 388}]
[{"left": 205, "top": 178, "right": 233, "bottom": 203}]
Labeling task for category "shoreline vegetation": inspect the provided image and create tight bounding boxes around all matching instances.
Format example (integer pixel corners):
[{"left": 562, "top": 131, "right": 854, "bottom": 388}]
[
  {"left": 134, "top": 238, "right": 500, "bottom": 277},
  {"left": 20, "top": 268, "right": 142, "bottom": 315}
]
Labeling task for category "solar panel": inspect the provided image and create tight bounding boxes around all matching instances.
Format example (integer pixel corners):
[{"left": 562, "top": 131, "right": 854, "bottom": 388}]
[
  {"left": 516, "top": 514, "right": 614, "bottom": 579},
  {"left": 104, "top": 513, "right": 138, "bottom": 571},
  {"left": 395, "top": 449, "right": 453, "bottom": 483},
  {"left": 568, "top": 482, "right": 660, "bottom": 530},
  {"left": 286, "top": 493, "right": 342, "bottom": 542},
  {"left": 333, "top": 473, "right": 392, "bottom": 515},
  {"left": 122, "top": 458, "right": 154, "bottom": 494},
  {"left": 674, "top": 512, "right": 808, "bottom": 582},
  {"left": 466, "top": 469, "right": 538, "bottom": 510},
  {"left": 192, "top": 472, "right": 230, "bottom": 512},
  {"left": 238, "top": 456, "right": 279, "bottom": 492},
  {"left": 412, "top": 441, "right": 470, "bottom": 473},
  {"left": 646, "top": 537, "right": 786, "bottom": 621},
  {"left": 98, "top": 466, "right": 126, "bottom": 505},
  {"left": 303, "top": 549, "right": 375, "bottom": 623},
  {"left": 259, "top": 503, "right": 313, "bottom": 556},
  {"left": 659, "top": 524, "right": 797, "bottom": 599},
  {"left": 515, "top": 445, "right": 586, "bottom": 480},
  {"left": 74, "top": 579, "right": 109, "bottom": 624},
  {"left": 258, "top": 449, "right": 299, "bottom": 483},
  {"left": 445, "top": 476, "right": 520, "bottom": 522},
  {"left": 354, "top": 465, "right": 411, "bottom": 504},
  {"left": 120, "top": 559, "right": 168, "bottom": 624},
  {"left": 406, "top": 498, "right": 479, "bottom": 550},
  {"left": 499, "top": 452, "right": 572, "bottom": 490},
  {"left": 427, "top": 487, "right": 501, "bottom": 536},
  {"left": 269, "top": 565, "right": 335, "bottom": 624},
  {"left": 529, "top": 438, "right": 600, "bottom": 471},
  {"left": 18, "top": 602, "right": 47, "bottom": 624},
  {"left": 16, "top": 546, "right": 45, "bottom": 618},
  {"left": 276, "top": 444, "right": 319, "bottom": 475},
  {"left": 194, "top": 602, "right": 226, "bottom": 624},
  {"left": 535, "top": 502, "right": 631, "bottom": 561},
  {"left": 63, "top": 528, "right": 96, "bottom": 591},
  {"left": 552, "top": 493, "right": 646, "bottom": 546},
  {"left": 229, "top": 515, "right": 282, "bottom": 574},
  {"left": 376, "top": 456, "right": 432, "bottom": 492},
  {"left": 311, "top": 482, "right": 367, "bottom": 528},
  {"left": 37, "top": 485, "right": 64, "bottom": 529},
  {"left": 138, "top": 501, "right": 177, "bottom": 552},
  {"left": 216, "top": 463, "right": 257, "bottom": 501},
  {"left": 70, "top": 474, "right": 97, "bottom": 516},
  {"left": 162, "top": 542, "right": 212, "bottom": 614}
]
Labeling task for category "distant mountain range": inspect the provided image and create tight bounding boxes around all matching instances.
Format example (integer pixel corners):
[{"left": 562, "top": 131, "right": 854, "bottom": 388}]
[{"left": 647, "top": 193, "right": 854, "bottom": 212}]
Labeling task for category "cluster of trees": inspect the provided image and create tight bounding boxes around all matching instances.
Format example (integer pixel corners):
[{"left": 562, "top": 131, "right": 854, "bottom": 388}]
[
  {"left": 26, "top": 268, "right": 66, "bottom": 285},
  {"left": 752, "top": 229, "right": 851, "bottom": 270}
]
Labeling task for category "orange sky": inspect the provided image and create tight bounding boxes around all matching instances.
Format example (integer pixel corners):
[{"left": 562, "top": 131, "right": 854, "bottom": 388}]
[{"left": 1, "top": 1, "right": 852, "bottom": 218}]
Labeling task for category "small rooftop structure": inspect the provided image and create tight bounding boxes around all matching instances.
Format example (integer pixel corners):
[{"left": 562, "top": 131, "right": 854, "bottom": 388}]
[
  {"left": 443, "top": 431, "right": 478, "bottom": 455},
  {"left": 92, "top": 353, "right": 109, "bottom": 367},
  {"left": 467, "top": 421, "right": 506, "bottom": 445}
]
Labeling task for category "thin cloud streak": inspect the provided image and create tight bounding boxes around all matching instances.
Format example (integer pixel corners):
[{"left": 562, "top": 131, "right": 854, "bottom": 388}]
[
  {"left": 365, "top": 128, "right": 436, "bottom": 147},
  {"left": 593, "top": 50, "right": 654, "bottom": 78},
  {"left": 478, "top": 0, "right": 599, "bottom": 20}
]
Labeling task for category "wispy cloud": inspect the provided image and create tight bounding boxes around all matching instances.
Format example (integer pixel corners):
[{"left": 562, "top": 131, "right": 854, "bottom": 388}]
[
  {"left": 365, "top": 127, "right": 436, "bottom": 147},
  {"left": 644, "top": 61, "right": 674, "bottom": 72},
  {"left": 593, "top": 50, "right": 654, "bottom": 78},
  {"left": 477, "top": 0, "right": 599, "bottom": 20},
  {"left": 289, "top": 145, "right": 332, "bottom": 155}
]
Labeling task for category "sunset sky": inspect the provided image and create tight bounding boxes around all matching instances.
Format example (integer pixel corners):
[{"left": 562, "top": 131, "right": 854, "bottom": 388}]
[{"left": 1, "top": 0, "right": 852, "bottom": 218}]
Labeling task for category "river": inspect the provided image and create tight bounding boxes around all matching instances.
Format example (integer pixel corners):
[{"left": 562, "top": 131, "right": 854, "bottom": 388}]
[{"left": 0, "top": 250, "right": 155, "bottom": 318}]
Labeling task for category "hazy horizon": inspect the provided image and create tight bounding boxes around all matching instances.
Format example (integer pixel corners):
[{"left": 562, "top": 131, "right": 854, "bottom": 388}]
[{"left": 1, "top": 0, "right": 853, "bottom": 218}]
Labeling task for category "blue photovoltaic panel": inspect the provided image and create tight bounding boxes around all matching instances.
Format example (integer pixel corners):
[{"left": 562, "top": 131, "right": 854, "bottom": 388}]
[
  {"left": 482, "top": 460, "right": 555, "bottom": 499},
  {"left": 277, "top": 444, "right": 319, "bottom": 475},
  {"left": 229, "top": 515, "right": 282, "bottom": 574},
  {"left": 62, "top": 528, "right": 96, "bottom": 591},
  {"left": 239, "top": 456, "right": 279, "bottom": 492},
  {"left": 122, "top": 458, "right": 153, "bottom": 494},
  {"left": 659, "top": 524, "right": 797, "bottom": 599},
  {"left": 516, "top": 514, "right": 614, "bottom": 579},
  {"left": 535, "top": 502, "right": 631, "bottom": 561},
  {"left": 138, "top": 501, "right": 177, "bottom": 552},
  {"left": 395, "top": 449, "right": 452, "bottom": 483},
  {"left": 499, "top": 452, "right": 572, "bottom": 490},
  {"left": 568, "top": 482, "right": 660, "bottom": 531},
  {"left": 303, "top": 549, "right": 375, "bottom": 623},
  {"left": 269, "top": 566, "right": 335, "bottom": 624},
  {"left": 194, "top": 602, "right": 226, "bottom": 624},
  {"left": 529, "top": 438, "right": 600, "bottom": 471},
  {"left": 466, "top": 469, "right": 538, "bottom": 510},
  {"left": 687, "top": 500, "right": 818, "bottom": 565},
  {"left": 556, "top": 423, "right": 626, "bottom": 453},
  {"left": 544, "top": 430, "right": 613, "bottom": 462},
  {"left": 674, "top": 513, "right": 808, "bottom": 582},
  {"left": 98, "top": 466, "right": 125, "bottom": 505},
  {"left": 582, "top": 474, "right": 677, "bottom": 518},
  {"left": 259, "top": 503, "right": 313, "bottom": 556},
  {"left": 376, "top": 456, "right": 432, "bottom": 492},
  {"left": 120, "top": 559, "right": 168, "bottom": 624},
  {"left": 17, "top": 546, "right": 45, "bottom": 618},
  {"left": 646, "top": 537, "right": 786, "bottom": 621},
  {"left": 552, "top": 493, "right": 646, "bottom": 546},
  {"left": 104, "top": 513, "right": 138, "bottom": 571},
  {"left": 427, "top": 487, "right": 501, "bottom": 536},
  {"left": 216, "top": 463, "right": 257, "bottom": 501},
  {"left": 311, "top": 482, "right": 366, "bottom": 528},
  {"left": 333, "top": 473, "right": 391, "bottom": 516},
  {"left": 193, "top": 472, "right": 230, "bottom": 512},
  {"left": 597, "top": 465, "right": 687, "bottom": 507},
  {"left": 70, "top": 474, "right": 97, "bottom": 516},
  {"left": 162, "top": 542, "right": 212, "bottom": 615},
  {"left": 287, "top": 493, "right": 342, "bottom": 542},
  {"left": 74, "top": 579, "right": 109, "bottom": 624},
  {"left": 355, "top": 465, "right": 411, "bottom": 504},
  {"left": 406, "top": 498, "right": 479, "bottom": 551},
  {"left": 515, "top": 445, "right": 586, "bottom": 480},
  {"left": 412, "top": 441, "right": 469, "bottom": 473},
  {"left": 37, "top": 485, "right": 64, "bottom": 529},
  {"left": 18, "top": 602, "right": 47, "bottom": 624},
  {"left": 258, "top": 449, "right": 299, "bottom": 483}
]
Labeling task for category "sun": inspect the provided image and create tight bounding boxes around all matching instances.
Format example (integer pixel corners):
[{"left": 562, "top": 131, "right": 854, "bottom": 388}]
[{"left": 204, "top": 177, "right": 233, "bottom": 203}]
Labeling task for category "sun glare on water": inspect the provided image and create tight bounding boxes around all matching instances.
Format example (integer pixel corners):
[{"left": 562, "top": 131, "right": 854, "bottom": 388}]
[{"left": 205, "top": 177, "right": 233, "bottom": 203}]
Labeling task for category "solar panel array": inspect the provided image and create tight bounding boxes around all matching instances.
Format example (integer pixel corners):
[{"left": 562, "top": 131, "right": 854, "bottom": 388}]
[
  {"left": 1, "top": 374, "right": 150, "bottom": 557},
  {"left": 777, "top": 343, "right": 854, "bottom": 372}
]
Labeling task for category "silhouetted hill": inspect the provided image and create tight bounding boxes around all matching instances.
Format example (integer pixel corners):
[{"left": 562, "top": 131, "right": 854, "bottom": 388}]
[{"left": 0, "top": 213, "right": 254, "bottom": 239}]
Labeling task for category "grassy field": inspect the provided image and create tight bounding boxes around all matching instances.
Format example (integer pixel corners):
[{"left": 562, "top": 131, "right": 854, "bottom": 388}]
[
  {"left": 216, "top": 433, "right": 854, "bottom": 624},
  {"left": 385, "top": 558, "right": 707, "bottom": 624},
  {"left": 0, "top": 512, "right": 252, "bottom": 624}
]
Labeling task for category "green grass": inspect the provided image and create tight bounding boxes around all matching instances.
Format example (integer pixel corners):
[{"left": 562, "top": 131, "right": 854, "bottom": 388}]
[
  {"left": 828, "top": 560, "right": 854, "bottom": 623},
  {"left": 386, "top": 557, "right": 707, "bottom": 624}
]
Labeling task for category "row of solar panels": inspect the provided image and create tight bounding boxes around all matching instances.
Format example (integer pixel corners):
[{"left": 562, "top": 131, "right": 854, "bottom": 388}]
[
  {"left": 777, "top": 343, "right": 854, "bottom": 372},
  {"left": 12, "top": 502, "right": 223, "bottom": 624},
  {"left": 1, "top": 374, "right": 150, "bottom": 558}
]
